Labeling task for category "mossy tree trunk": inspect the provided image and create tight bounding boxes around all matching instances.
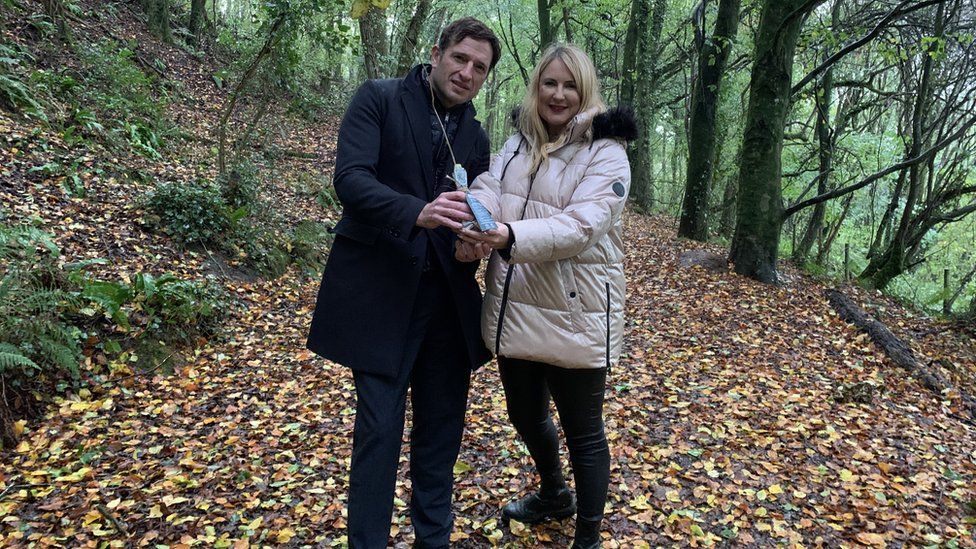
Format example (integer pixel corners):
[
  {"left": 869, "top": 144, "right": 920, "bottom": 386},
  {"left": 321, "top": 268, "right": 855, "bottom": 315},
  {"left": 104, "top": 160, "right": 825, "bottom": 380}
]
[
  {"left": 538, "top": 0, "right": 554, "bottom": 51},
  {"left": 729, "top": 0, "right": 821, "bottom": 283},
  {"left": 359, "top": 4, "right": 389, "bottom": 79},
  {"left": 188, "top": 0, "right": 208, "bottom": 45},
  {"left": 619, "top": 0, "right": 649, "bottom": 107},
  {"left": 859, "top": 2, "right": 945, "bottom": 290},
  {"left": 395, "top": 0, "right": 431, "bottom": 77},
  {"left": 41, "top": 0, "right": 70, "bottom": 40},
  {"left": 793, "top": 1, "right": 841, "bottom": 264},
  {"left": 678, "top": 0, "right": 742, "bottom": 241},
  {"left": 630, "top": 0, "right": 666, "bottom": 212},
  {"left": 142, "top": 0, "right": 173, "bottom": 43}
]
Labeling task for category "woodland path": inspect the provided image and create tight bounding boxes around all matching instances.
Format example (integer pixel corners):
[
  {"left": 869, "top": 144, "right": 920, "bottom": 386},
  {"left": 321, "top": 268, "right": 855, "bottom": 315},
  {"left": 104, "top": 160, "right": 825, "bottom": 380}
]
[{"left": 2, "top": 202, "right": 975, "bottom": 546}]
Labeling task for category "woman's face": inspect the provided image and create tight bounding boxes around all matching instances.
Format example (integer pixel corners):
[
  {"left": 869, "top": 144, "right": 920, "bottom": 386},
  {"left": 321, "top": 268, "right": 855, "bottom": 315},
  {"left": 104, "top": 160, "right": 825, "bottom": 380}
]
[{"left": 537, "top": 57, "right": 580, "bottom": 138}]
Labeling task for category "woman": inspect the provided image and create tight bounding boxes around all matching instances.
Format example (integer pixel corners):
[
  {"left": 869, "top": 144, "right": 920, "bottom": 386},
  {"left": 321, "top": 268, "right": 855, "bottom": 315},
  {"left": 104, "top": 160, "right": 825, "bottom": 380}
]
[{"left": 456, "top": 43, "right": 636, "bottom": 548}]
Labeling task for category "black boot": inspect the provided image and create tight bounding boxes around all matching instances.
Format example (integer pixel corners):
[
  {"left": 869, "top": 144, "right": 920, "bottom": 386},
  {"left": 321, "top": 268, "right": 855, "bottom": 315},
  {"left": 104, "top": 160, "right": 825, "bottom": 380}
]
[
  {"left": 570, "top": 517, "right": 602, "bottom": 549},
  {"left": 501, "top": 487, "right": 576, "bottom": 524}
]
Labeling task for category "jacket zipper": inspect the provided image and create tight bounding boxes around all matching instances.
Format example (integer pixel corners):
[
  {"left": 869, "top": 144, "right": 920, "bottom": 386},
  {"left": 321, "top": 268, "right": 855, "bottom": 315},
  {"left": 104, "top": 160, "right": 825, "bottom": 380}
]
[
  {"left": 605, "top": 281, "right": 611, "bottom": 374},
  {"left": 494, "top": 163, "right": 537, "bottom": 357},
  {"left": 495, "top": 265, "right": 515, "bottom": 355}
]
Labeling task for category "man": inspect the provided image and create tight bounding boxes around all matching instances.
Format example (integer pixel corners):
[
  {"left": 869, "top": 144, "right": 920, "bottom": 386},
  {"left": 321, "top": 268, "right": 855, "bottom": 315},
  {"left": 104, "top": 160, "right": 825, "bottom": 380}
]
[{"left": 306, "top": 18, "right": 501, "bottom": 549}]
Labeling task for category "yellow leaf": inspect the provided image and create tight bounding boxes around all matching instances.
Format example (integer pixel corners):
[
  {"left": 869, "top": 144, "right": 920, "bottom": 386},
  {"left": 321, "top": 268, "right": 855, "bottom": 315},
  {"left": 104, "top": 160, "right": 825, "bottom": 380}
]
[
  {"left": 629, "top": 494, "right": 651, "bottom": 510},
  {"left": 247, "top": 516, "right": 263, "bottom": 531},
  {"left": 349, "top": 0, "right": 370, "bottom": 18},
  {"left": 276, "top": 528, "right": 295, "bottom": 543},
  {"left": 149, "top": 505, "right": 163, "bottom": 518},
  {"left": 840, "top": 469, "right": 855, "bottom": 482},
  {"left": 57, "top": 467, "right": 91, "bottom": 482},
  {"left": 666, "top": 490, "right": 681, "bottom": 503},
  {"left": 768, "top": 484, "right": 784, "bottom": 495},
  {"left": 12, "top": 420, "right": 26, "bottom": 437},
  {"left": 350, "top": 0, "right": 391, "bottom": 17}
]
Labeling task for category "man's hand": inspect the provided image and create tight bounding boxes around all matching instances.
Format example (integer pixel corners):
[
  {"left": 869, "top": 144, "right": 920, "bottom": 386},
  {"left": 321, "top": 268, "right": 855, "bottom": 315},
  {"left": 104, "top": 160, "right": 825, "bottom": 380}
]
[
  {"left": 417, "top": 191, "right": 474, "bottom": 230},
  {"left": 454, "top": 240, "right": 492, "bottom": 262},
  {"left": 457, "top": 223, "right": 510, "bottom": 250}
]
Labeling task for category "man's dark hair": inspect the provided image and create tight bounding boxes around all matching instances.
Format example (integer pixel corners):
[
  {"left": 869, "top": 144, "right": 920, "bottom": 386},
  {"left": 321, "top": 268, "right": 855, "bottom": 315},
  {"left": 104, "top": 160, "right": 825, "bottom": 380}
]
[{"left": 437, "top": 17, "right": 502, "bottom": 70}]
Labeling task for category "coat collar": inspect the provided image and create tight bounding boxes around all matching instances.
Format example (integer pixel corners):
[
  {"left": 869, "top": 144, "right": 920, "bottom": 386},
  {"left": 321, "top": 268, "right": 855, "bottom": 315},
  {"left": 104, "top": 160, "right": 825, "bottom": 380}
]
[{"left": 400, "top": 65, "right": 480, "bottom": 199}]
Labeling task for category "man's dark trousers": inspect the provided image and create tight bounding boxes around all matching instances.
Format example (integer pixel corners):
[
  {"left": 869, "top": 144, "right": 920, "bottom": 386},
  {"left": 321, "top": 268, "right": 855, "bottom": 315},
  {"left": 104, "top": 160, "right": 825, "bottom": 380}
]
[{"left": 348, "top": 260, "right": 471, "bottom": 549}]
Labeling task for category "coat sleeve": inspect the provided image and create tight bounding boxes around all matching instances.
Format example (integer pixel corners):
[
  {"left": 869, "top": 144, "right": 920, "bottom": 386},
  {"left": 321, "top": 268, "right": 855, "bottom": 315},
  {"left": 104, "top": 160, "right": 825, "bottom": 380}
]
[
  {"left": 468, "top": 135, "right": 519, "bottom": 218},
  {"left": 509, "top": 140, "right": 630, "bottom": 263},
  {"left": 332, "top": 80, "right": 427, "bottom": 239}
]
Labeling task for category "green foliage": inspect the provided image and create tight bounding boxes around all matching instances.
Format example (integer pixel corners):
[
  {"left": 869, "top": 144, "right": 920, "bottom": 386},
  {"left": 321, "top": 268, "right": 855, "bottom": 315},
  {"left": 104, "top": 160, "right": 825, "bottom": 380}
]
[
  {"left": 316, "top": 176, "right": 340, "bottom": 212},
  {"left": 146, "top": 181, "right": 230, "bottom": 245},
  {"left": 124, "top": 120, "right": 163, "bottom": 159},
  {"left": 22, "top": 38, "right": 169, "bottom": 157},
  {"left": 288, "top": 220, "right": 333, "bottom": 275},
  {"left": 0, "top": 224, "right": 82, "bottom": 385},
  {"left": 27, "top": 157, "right": 91, "bottom": 198},
  {"left": 81, "top": 273, "right": 230, "bottom": 342},
  {"left": 217, "top": 159, "right": 260, "bottom": 210},
  {"left": 0, "top": 42, "right": 44, "bottom": 117},
  {"left": 0, "top": 218, "right": 231, "bottom": 393},
  {"left": 231, "top": 222, "right": 292, "bottom": 278}
]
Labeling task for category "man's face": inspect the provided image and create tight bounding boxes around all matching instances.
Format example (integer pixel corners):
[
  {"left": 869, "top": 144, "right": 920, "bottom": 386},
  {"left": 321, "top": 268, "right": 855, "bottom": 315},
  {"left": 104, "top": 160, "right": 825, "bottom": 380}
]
[{"left": 429, "top": 37, "right": 494, "bottom": 109}]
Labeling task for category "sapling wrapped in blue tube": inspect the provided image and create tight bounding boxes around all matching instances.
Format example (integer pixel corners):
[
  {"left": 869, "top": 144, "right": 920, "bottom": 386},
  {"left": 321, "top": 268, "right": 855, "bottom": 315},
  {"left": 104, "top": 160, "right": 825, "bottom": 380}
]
[{"left": 451, "top": 164, "right": 497, "bottom": 232}]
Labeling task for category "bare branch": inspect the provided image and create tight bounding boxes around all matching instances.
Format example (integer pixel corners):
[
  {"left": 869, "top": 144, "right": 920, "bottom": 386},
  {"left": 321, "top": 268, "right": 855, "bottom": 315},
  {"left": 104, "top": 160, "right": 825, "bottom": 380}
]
[
  {"left": 792, "top": 0, "right": 947, "bottom": 96},
  {"left": 783, "top": 113, "right": 976, "bottom": 218}
]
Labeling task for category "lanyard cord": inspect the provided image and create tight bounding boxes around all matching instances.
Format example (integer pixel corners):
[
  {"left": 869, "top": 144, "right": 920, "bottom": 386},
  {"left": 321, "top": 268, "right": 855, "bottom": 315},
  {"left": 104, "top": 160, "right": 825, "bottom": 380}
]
[{"left": 429, "top": 72, "right": 459, "bottom": 171}]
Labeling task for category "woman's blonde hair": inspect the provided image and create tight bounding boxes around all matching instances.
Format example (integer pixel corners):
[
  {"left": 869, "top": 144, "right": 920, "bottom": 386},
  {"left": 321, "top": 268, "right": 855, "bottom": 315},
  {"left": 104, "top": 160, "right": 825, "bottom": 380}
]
[{"left": 517, "top": 43, "right": 605, "bottom": 171}]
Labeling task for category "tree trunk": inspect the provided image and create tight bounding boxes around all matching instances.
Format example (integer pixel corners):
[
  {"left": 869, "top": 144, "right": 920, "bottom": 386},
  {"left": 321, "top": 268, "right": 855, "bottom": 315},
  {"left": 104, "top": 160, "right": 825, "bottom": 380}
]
[
  {"left": 189, "top": 0, "right": 207, "bottom": 45},
  {"left": 485, "top": 70, "right": 499, "bottom": 146},
  {"left": 41, "top": 0, "right": 70, "bottom": 39},
  {"left": 619, "top": 0, "right": 649, "bottom": 107},
  {"left": 630, "top": 0, "right": 666, "bottom": 212},
  {"left": 678, "top": 0, "right": 742, "bottom": 241},
  {"left": 729, "top": 0, "right": 820, "bottom": 283},
  {"left": 562, "top": 5, "right": 573, "bottom": 42},
  {"left": 538, "top": 0, "right": 554, "bottom": 51},
  {"left": 146, "top": 0, "right": 173, "bottom": 43},
  {"left": 794, "top": 1, "right": 841, "bottom": 263},
  {"left": 217, "top": 14, "right": 287, "bottom": 173},
  {"left": 396, "top": 0, "right": 431, "bottom": 77},
  {"left": 360, "top": 5, "right": 389, "bottom": 80},
  {"left": 859, "top": 2, "right": 945, "bottom": 290}
]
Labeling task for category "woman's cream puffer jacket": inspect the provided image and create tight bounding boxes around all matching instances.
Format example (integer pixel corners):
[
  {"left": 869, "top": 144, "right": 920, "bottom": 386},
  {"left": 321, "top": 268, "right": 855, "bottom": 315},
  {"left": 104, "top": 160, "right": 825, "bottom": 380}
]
[{"left": 469, "top": 107, "right": 636, "bottom": 369}]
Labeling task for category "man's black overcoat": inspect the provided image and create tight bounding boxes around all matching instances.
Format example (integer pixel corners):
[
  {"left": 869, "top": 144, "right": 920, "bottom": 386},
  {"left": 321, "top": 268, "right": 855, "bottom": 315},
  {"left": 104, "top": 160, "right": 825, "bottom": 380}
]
[{"left": 306, "top": 65, "right": 493, "bottom": 377}]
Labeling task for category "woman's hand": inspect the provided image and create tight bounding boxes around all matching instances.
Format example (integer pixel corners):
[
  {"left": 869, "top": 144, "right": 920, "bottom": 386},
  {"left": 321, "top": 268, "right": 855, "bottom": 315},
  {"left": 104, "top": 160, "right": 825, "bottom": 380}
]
[
  {"left": 455, "top": 240, "right": 493, "bottom": 262},
  {"left": 457, "top": 223, "right": 510, "bottom": 250}
]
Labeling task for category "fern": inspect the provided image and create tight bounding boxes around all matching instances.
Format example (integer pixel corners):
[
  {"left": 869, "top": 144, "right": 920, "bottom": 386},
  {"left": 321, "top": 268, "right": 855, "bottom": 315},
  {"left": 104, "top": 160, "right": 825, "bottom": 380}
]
[
  {"left": 0, "top": 343, "right": 39, "bottom": 373},
  {"left": 0, "top": 223, "right": 82, "bottom": 384}
]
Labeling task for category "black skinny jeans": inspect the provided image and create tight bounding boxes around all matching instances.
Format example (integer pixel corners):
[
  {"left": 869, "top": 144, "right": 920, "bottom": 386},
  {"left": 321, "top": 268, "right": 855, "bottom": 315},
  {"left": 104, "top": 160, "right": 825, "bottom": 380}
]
[{"left": 499, "top": 357, "right": 610, "bottom": 522}]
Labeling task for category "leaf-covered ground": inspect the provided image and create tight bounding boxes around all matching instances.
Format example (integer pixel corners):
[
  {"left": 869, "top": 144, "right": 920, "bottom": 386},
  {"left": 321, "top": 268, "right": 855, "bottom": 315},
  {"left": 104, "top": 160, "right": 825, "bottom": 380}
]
[{"left": 2, "top": 5, "right": 976, "bottom": 548}]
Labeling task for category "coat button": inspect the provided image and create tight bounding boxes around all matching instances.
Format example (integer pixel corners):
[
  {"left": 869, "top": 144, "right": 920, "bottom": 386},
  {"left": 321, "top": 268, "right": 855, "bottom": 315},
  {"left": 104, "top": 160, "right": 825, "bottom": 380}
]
[
  {"left": 569, "top": 291, "right": 577, "bottom": 298},
  {"left": 389, "top": 227, "right": 400, "bottom": 238},
  {"left": 410, "top": 256, "right": 418, "bottom": 266}
]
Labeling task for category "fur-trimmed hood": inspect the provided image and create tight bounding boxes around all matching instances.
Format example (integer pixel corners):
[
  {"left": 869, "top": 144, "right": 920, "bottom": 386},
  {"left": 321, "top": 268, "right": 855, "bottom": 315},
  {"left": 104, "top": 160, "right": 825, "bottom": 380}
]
[{"left": 508, "top": 106, "right": 639, "bottom": 142}]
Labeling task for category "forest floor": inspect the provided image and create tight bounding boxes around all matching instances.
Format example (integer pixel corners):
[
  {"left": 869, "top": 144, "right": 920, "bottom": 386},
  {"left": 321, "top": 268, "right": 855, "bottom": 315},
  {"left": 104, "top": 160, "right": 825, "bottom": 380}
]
[{"left": 2, "top": 4, "right": 976, "bottom": 548}]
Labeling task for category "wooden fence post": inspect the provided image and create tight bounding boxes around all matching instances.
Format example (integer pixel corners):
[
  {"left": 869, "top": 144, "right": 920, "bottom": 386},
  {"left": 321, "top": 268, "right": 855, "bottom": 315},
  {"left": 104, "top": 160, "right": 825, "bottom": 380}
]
[
  {"left": 944, "top": 268, "right": 951, "bottom": 315},
  {"left": 844, "top": 243, "right": 850, "bottom": 282}
]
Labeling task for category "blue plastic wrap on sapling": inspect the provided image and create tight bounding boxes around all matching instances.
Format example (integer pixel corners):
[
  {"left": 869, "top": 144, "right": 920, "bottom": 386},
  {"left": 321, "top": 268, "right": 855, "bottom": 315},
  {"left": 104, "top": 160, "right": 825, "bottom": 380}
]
[{"left": 452, "top": 164, "right": 497, "bottom": 231}]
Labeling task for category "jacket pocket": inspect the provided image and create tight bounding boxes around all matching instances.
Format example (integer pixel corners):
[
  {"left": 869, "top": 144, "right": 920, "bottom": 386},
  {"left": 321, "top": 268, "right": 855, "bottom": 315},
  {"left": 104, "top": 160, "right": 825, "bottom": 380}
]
[
  {"left": 331, "top": 216, "right": 380, "bottom": 246},
  {"left": 561, "top": 260, "right": 584, "bottom": 332}
]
